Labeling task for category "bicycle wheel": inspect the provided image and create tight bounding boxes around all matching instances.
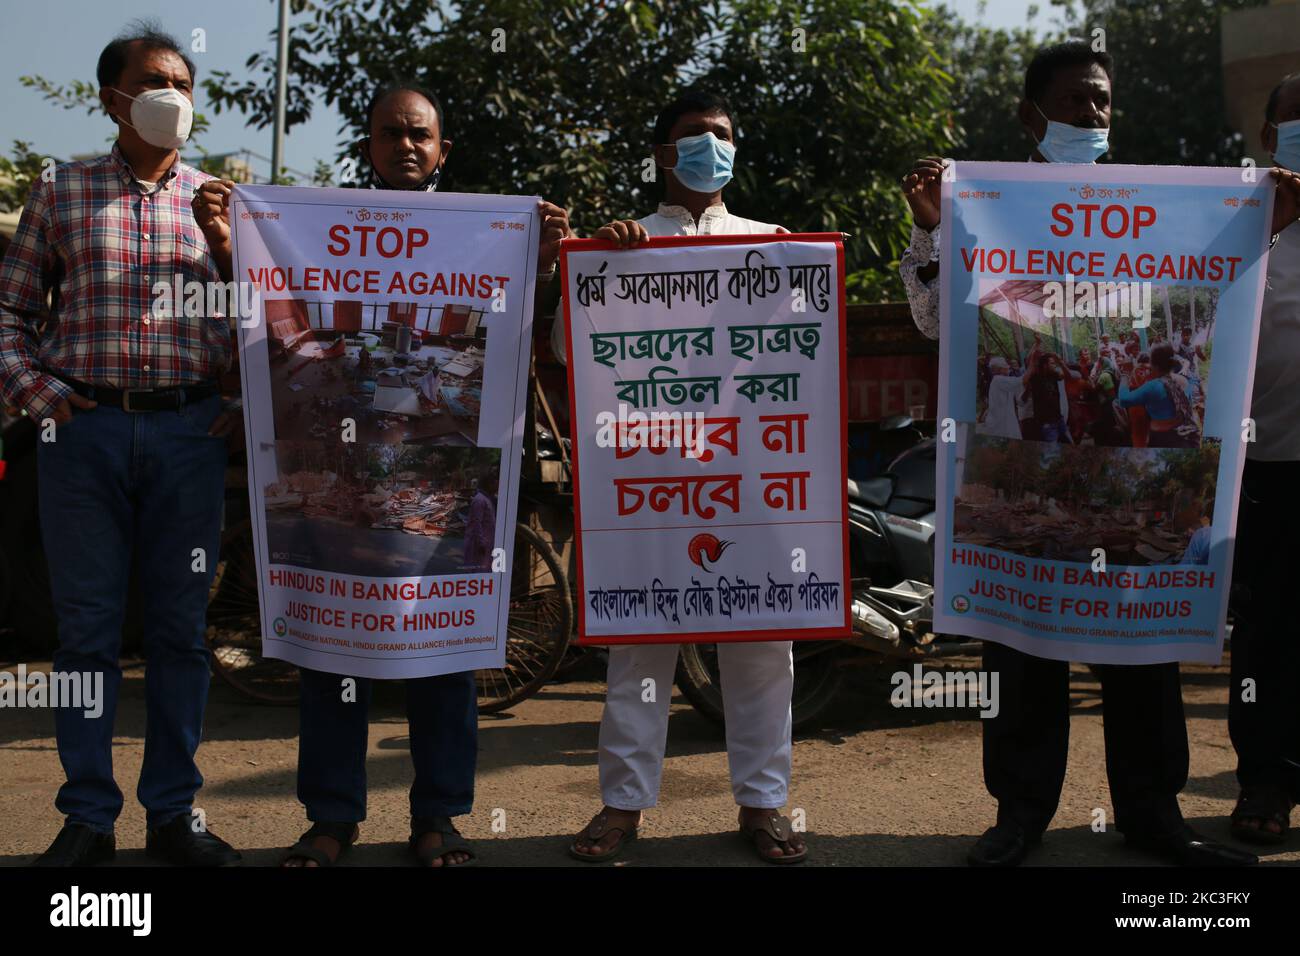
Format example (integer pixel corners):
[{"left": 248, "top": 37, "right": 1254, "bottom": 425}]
[
  {"left": 476, "top": 522, "right": 573, "bottom": 712},
  {"left": 206, "top": 517, "right": 300, "bottom": 705}
]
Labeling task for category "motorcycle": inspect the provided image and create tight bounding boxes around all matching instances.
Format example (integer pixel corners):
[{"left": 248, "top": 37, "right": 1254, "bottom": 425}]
[{"left": 675, "top": 415, "right": 979, "bottom": 730}]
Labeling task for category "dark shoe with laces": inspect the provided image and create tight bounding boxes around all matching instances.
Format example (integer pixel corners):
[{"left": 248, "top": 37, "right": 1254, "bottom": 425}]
[
  {"left": 146, "top": 812, "right": 242, "bottom": 867},
  {"left": 1125, "top": 824, "right": 1258, "bottom": 867},
  {"left": 967, "top": 821, "right": 1040, "bottom": 867},
  {"left": 34, "top": 823, "right": 116, "bottom": 867}
]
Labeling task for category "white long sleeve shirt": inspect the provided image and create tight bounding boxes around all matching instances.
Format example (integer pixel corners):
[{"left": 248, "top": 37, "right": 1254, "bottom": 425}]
[
  {"left": 900, "top": 156, "right": 1048, "bottom": 341},
  {"left": 898, "top": 222, "right": 941, "bottom": 341}
]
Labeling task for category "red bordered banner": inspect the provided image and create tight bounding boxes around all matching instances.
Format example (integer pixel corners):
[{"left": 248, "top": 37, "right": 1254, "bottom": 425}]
[{"left": 561, "top": 232, "right": 851, "bottom": 645}]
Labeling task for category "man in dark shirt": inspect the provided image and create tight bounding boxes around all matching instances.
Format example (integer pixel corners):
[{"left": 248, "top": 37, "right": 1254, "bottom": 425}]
[
  {"left": 897, "top": 40, "right": 1265, "bottom": 868},
  {"left": 1025, "top": 352, "right": 1069, "bottom": 443}
]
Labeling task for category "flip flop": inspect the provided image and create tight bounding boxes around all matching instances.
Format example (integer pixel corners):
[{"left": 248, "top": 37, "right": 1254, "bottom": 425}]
[
  {"left": 740, "top": 813, "right": 807, "bottom": 864},
  {"left": 410, "top": 816, "right": 477, "bottom": 867},
  {"left": 569, "top": 812, "right": 638, "bottom": 863},
  {"left": 1231, "top": 786, "right": 1292, "bottom": 846},
  {"left": 281, "top": 821, "right": 359, "bottom": 867}
]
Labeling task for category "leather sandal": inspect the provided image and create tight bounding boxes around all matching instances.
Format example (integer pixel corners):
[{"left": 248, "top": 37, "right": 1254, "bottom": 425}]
[
  {"left": 410, "top": 816, "right": 477, "bottom": 867},
  {"left": 569, "top": 811, "right": 638, "bottom": 862},
  {"left": 281, "top": 821, "right": 359, "bottom": 867},
  {"left": 740, "top": 812, "right": 807, "bottom": 864},
  {"left": 1231, "top": 785, "right": 1292, "bottom": 846}
]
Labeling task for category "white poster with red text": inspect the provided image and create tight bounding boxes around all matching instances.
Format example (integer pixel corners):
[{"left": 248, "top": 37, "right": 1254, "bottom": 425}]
[
  {"left": 231, "top": 185, "right": 539, "bottom": 678},
  {"left": 563, "top": 234, "right": 851, "bottom": 644}
]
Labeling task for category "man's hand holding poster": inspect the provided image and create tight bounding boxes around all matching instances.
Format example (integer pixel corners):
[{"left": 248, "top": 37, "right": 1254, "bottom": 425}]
[
  {"left": 563, "top": 234, "right": 851, "bottom": 644},
  {"left": 231, "top": 186, "right": 540, "bottom": 678},
  {"left": 935, "top": 163, "right": 1275, "bottom": 664}
]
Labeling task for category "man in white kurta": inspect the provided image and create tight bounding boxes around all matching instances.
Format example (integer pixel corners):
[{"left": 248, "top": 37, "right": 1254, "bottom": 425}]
[
  {"left": 979, "top": 357, "right": 1024, "bottom": 439},
  {"left": 557, "top": 90, "right": 805, "bottom": 863}
]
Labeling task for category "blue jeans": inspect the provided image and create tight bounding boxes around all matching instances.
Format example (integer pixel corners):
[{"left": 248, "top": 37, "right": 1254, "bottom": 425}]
[
  {"left": 297, "top": 666, "right": 478, "bottom": 823},
  {"left": 1038, "top": 416, "right": 1071, "bottom": 444},
  {"left": 38, "top": 394, "right": 227, "bottom": 832}
]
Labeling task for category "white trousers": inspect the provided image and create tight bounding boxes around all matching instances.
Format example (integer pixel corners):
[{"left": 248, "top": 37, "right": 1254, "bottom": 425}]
[{"left": 597, "top": 641, "right": 794, "bottom": 810}]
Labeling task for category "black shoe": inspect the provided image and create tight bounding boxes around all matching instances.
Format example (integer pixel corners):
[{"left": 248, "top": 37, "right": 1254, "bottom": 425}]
[
  {"left": 145, "top": 812, "right": 242, "bottom": 867},
  {"left": 967, "top": 822, "right": 1040, "bottom": 867},
  {"left": 34, "top": 823, "right": 116, "bottom": 867},
  {"left": 1126, "top": 824, "right": 1258, "bottom": 867}
]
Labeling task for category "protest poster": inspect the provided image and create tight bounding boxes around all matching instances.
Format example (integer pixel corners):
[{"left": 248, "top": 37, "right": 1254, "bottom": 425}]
[
  {"left": 934, "top": 162, "right": 1275, "bottom": 664},
  {"left": 562, "top": 234, "right": 851, "bottom": 644},
  {"left": 230, "top": 186, "right": 540, "bottom": 678}
]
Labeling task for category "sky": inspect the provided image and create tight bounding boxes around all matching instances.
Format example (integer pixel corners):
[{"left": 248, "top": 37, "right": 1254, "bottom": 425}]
[{"left": 0, "top": 0, "right": 1049, "bottom": 180}]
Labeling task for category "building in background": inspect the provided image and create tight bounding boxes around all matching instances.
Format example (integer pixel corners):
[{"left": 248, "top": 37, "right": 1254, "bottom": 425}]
[
  {"left": 193, "top": 151, "right": 257, "bottom": 183},
  {"left": 1222, "top": 0, "right": 1300, "bottom": 162}
]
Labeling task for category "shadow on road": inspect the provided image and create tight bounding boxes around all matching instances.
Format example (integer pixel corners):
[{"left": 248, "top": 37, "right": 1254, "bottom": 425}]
[{"left": 6, "top": 812, "right": 1290, "bottom": 868}]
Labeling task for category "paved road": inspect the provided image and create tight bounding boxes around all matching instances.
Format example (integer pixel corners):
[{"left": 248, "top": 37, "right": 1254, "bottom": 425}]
[{"left": 2, "top": 655, "right": 1295, "bottom": 867}]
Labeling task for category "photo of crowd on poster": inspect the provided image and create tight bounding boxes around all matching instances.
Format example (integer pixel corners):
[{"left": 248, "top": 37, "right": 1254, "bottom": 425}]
[
  {"left": 262, "top": 441, "right": 502, "bottom": 577},
  {"left": 974, "top": 279, "right": 1217, "bottom": 449},
  {"left": 265, "top": 296, "right": 489, "bottom": 446}
]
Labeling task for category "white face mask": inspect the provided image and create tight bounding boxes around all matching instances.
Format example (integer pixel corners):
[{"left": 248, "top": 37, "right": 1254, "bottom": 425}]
[
  {"left": 1032, "top": 102, "right": 1109, "bottom": 164},
  {"left": 1271, "top": 118, "right": 1300, "bottom": 172},
  {"left": 112, "top": 87, "right": 193, "bottom": 149}
]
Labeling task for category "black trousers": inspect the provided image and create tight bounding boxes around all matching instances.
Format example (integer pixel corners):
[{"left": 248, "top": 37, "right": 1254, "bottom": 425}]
[
  {"left": 982, "top": 641, "right": 1188, "bottom": 837},
  {"left": 1229, "top": 459, "right": 1300, "bottom": 801}
]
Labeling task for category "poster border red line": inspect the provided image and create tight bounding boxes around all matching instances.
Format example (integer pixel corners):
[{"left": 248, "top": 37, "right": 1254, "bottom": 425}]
[{"left": 560, "top": 232, "right": 853, "bottom": 645}]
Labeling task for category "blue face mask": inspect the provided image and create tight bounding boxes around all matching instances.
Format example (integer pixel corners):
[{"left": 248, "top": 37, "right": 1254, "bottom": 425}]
[
  {"left": 1033, "top": 103, "right": 1109, "bottom": 164},
  {"left": 667, "top": 131, "right": 736, "bottom": 193},
  {"left": 1271, "top": 119, "right": 1300, "bottom": 172}
]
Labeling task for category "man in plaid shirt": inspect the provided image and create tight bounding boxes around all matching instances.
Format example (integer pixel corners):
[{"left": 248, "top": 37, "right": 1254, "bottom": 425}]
[{"left": 0, "top": 22, "right": 241, "bottom": 867}]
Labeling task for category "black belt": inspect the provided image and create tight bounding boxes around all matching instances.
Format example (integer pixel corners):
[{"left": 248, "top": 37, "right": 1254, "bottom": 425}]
[{"left": 53, "top": 374, "right": 220, "bottom": 413}]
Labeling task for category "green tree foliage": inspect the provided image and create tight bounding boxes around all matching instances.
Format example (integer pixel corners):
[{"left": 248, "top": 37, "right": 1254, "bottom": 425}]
[
  {"left": 929, "top": 0, "right": 1267, "bottom": 166},
  {"left": 202, "top": 0, "right": 955, "bottom": 301},
  {"left": 0, "top": 141, "right": 51, "bottom": 213},
  {"left": 691, "top": 1, "right": 957, "bottom": 271},
  {"left": 18, "top": 74, "right": 212, "bottom": 144},
  {"left": 1054, "top": 0, "right": 1267, "bottom": 166},
  {"left": 4, "top": 74, "right": 220, "bottom": 209},
  {"left": 928, "top": 2, "right": 1049, "bottom": 161},
  {"left": 15, "top": 1, "right": 1260, "bottom": 297}
]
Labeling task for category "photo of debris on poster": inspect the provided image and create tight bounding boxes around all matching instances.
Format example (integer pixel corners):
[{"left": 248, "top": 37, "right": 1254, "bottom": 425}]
[
  {"left": 263, "top": 442, "right": 502, "bottom": 578},
  {"left": 265, "top": 297, "right": 487, "bottom": 446},
  {"left": 954, "top": 431, "right": 1221, "bottom": 566}
]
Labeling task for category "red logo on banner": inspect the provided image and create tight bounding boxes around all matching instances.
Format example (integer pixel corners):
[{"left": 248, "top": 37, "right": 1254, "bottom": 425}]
[{"left": 687, "top": 533, "right": 732, "bottom": 572}]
